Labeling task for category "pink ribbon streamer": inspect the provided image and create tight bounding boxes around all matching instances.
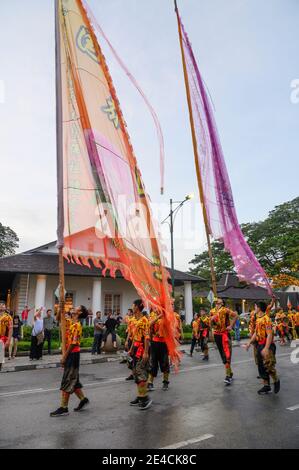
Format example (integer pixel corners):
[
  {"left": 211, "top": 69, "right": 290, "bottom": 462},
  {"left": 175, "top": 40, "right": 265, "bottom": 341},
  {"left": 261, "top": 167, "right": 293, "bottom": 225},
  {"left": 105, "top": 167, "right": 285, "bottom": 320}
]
[{"left": 83, "top": 0, "right": 165, "bottom": 194}]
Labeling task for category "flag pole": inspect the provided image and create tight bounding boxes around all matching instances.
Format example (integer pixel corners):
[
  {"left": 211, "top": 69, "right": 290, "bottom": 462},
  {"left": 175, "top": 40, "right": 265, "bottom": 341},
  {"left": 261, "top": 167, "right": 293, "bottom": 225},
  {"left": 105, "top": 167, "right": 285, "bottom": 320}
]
[
  {"left": 55, "top": 0, "right": 66, "bottom": 355},
  {"left": 174, "top": 0, "right": 217, "bottom": 298}
]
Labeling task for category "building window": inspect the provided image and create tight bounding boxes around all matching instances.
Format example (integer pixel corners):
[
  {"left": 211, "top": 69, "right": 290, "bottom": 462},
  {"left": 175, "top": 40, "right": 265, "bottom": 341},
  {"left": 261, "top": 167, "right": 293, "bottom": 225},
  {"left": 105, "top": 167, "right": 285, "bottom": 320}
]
[
  {"left": 104, "top": 294, "right": 112, "bottom": 315},
  {"left": 113, "top": 294, "right": 121, "bottom": 315},
  {"left": 104, "top": 293, "right": 121, "bottom": 315}
]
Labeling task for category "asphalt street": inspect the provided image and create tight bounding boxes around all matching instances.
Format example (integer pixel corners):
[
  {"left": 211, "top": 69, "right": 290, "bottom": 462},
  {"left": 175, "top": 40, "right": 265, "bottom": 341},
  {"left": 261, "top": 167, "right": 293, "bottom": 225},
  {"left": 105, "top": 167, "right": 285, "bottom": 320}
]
[{"left": 1, "top": 343, "right": 299, "bottom": 449}]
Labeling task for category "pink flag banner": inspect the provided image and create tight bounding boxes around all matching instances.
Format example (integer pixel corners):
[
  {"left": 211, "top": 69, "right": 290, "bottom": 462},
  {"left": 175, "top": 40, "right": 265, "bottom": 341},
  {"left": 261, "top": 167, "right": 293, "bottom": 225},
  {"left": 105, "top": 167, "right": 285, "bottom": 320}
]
[
  {"left": 177, "top": 11, "right": 273, "bottom": 294},
  {"left": 56, "top": 0, "right": 179, "bottom": 361},
  {"left": 82, "top": 0, "right": 165, "bottom": 195}
]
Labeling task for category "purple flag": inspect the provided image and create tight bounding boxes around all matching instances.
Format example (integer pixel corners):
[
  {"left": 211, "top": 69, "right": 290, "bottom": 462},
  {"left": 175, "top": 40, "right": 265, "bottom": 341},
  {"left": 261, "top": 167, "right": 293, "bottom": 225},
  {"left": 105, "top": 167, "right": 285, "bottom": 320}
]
[{"left": 178, "top": 12, "right": 272, "bottom": 294}]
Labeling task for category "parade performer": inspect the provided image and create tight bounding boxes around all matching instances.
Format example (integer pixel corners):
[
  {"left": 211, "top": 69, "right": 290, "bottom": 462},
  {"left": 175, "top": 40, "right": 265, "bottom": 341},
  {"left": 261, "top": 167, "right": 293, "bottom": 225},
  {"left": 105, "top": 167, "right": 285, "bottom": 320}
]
[
  {"left": 245, "top": 301, "right": 280, "bottom": 395},
  {"left": 124, "top": 309, "right": 136, "bottom": 380},
  {"left": 249, "top": 308, "right": 259, "bottom": 370},
  {"left": 210, "top": 298, "right": 237, "bottom": 385},
  {"left": 189, "top": 313, "right": 200, "bottom": 357},
  {"left": 174, "top": 310, "right": 183, "bottom": 343},
  {"left": 275, "top": 309, "right": 289, "bottom": 345},
  {"left": 249, "top": 299, "right": 275, "bottom": 378},
  {"left": 50, "top": 305, "right": 89, "bottom": 417},
  {"left": 129, "top": 299, "right": 152, "bottom": 410},
  {"left": 198, "top": 308, "right": 210, "bottom": 361},
  {"left": 287, "top": 309, "right": 296, "bottom": 340},
  {"left": 0, "top": 303, "right": 13, "bottom": 371},
  {"left": 147, "top": 311, "right": 170, "bottom": 391}
]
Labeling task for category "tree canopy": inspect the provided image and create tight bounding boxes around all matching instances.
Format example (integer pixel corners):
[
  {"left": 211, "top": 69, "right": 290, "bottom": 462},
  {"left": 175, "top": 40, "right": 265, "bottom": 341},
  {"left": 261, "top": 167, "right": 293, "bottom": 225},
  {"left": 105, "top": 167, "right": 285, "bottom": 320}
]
[
  {"left": 0, "top": 223, "right": 19, "bottom": 258},
  {"left": 189, "top": 197, "right": 299, "bottom": 283}
]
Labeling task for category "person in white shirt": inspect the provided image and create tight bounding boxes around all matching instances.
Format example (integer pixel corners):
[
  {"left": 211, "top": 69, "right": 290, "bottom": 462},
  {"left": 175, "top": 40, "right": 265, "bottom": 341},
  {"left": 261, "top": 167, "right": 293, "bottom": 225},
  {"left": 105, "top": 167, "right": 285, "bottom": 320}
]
[{"left": 29, "top": 308, "right": 44, "bottom": 360}]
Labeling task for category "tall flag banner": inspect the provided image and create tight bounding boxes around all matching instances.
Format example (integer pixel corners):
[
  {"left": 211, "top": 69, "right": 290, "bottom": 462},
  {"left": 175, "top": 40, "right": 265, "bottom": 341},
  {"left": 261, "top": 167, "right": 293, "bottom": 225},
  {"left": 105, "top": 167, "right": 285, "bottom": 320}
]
[
  {"left": 176, "top": 9, "right": 273, "bottom": 295},
  {"left": 82, "top": 0, "right": 165, "bottom": 195},
  {"left": 57, "top": 0, "right": 179, "bottom": 360}
]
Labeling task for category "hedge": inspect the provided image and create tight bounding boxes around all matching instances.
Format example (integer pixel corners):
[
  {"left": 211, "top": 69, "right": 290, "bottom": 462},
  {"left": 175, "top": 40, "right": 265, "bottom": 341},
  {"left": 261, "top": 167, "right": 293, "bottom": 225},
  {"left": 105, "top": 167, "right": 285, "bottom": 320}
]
[
  {"left": 16, "top": 337, "right": 95, "bottom": 352},
  {"left": 22, "top": 325, "right": 96, "bottom": 342},
  {"left": 22, "top": 324, "right": 249, "bottom": 341},
  {"left": 18, "top": 324, "right": 249, "bottom": 352}
]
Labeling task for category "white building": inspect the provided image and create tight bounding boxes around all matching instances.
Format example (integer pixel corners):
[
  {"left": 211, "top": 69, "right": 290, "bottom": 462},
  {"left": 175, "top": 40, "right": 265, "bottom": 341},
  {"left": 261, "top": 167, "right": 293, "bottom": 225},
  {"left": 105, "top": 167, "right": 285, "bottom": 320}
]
[{"left": 0, "top": 242, "right": 203, "bottom": 324}]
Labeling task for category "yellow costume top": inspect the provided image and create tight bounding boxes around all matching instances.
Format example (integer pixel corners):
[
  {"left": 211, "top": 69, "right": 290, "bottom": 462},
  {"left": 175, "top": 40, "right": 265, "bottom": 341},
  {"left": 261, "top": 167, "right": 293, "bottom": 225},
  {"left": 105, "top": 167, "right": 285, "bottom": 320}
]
[
  {"left": 0, "top": 313, "right": 13, "bottom": 338},
  {"left": 132, "top": 316, "right": 150, "bottom": 344},
  {"left": 255, "top": 314, "right": 273, "bottom": 344},
  {"left": 210, "top": 307, "right": 233, "bottom": 334}
]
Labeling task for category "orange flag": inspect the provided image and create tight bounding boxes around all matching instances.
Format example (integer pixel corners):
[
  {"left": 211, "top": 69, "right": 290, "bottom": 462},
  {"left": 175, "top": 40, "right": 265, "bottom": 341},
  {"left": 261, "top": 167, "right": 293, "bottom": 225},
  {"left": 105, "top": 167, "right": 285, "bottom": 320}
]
[{"left": 56, "top": 0, "right": 179, "bottom": 361}]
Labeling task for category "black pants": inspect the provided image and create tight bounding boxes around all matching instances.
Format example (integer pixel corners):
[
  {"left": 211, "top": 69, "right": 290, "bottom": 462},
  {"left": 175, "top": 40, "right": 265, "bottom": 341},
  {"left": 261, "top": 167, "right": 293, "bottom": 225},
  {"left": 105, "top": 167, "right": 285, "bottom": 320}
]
[
  {"left": 92, "top": 333, "right": 103, "bottom": 354},
  {"left": 214, "top": 332, "right": 231, "bottom": 365},
  {"left": 150, "top": 341, "right": 170, "bottom": 378},
  {"left": 44, "top": 329, "right": 52, "bottom": 354},
  {"left": 190, "top": 336, "right": 200, "bottom": 354},
  {"left": 60, "top": 352, "right": 82, "bottom": 394},
  {"left": 200, "top": 333, "right": 209, "bottom": 354},
  {"left": 256, "top": 343, "right": 277, "bottom": 384},
  {"left": 29, "top": 336, "right": 43, "bottom": 360}
]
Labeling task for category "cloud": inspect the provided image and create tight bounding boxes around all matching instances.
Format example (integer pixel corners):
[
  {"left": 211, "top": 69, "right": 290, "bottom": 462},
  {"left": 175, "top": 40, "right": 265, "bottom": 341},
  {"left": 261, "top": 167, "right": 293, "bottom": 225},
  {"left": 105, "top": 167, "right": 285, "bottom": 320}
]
[{"left": 1, "top": 0, "right": 298, "bottom": 271}]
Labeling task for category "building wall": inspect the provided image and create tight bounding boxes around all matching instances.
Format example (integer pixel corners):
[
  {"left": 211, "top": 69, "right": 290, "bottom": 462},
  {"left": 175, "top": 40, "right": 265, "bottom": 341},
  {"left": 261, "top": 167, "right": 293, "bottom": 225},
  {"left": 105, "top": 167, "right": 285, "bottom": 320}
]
[
  {"left": 283, "top": 286, "right": 299, "bottom": 293},
  {"left": 24, "top": 274, "right": 138, "bottom": 324},
  {"left": 44, "top": 275, "right": 93, "bottom": 311},
  {"left": 101, "top": 278, "right": 139, "bottom": 314}
]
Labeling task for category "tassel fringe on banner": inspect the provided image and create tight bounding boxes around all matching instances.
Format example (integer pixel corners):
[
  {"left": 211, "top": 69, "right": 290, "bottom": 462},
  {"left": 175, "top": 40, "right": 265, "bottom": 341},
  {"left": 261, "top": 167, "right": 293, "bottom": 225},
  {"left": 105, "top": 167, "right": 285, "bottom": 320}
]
[{"left": 63, "top": 247, "right": 181, "bottom": 366}]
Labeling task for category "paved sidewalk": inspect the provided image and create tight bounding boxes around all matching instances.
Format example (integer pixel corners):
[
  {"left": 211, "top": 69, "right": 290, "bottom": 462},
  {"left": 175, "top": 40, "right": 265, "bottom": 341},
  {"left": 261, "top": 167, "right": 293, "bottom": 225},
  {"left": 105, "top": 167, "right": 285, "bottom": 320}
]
[{"left": 0, "top": 340, "right": 245, "bottom": 373}]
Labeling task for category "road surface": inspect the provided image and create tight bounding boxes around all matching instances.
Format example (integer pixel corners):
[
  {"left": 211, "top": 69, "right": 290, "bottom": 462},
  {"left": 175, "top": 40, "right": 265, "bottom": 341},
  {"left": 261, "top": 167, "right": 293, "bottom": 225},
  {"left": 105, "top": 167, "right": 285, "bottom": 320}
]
[{"left": 0, "top": 343, "right": 298, "bottom": 449}]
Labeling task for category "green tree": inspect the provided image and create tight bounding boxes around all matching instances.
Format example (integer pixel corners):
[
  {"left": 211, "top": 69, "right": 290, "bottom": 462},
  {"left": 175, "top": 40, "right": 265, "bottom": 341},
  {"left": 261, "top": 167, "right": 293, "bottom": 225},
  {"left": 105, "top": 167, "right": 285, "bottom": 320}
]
[
  {"left": 189, "top": 197, "right": 299, "bottom": 280},
  {"left": 0, "top": 223, "right": 19, "bottom": 258},
  {"left": 189, "top": 239, "right": 233, "bottom": 280},
  {"left": 242, "top": 197, "right": 299, "bottom": 276}
]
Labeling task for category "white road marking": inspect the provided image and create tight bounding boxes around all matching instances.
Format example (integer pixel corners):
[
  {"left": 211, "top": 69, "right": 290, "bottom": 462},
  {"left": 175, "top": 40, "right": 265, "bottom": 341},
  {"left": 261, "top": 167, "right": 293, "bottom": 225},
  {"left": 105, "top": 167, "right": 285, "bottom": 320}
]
[
  {"left": 287, "top": 404, "right": 299, "bottom": 411},
  {"left": 161, "top": 433, "right": 214, "bottom": 449},
  {"left": 0, "top": 388, "right": 44, "bottom": 397},
  {"left": 0, "top": 378, "right": 127, "bottom": 398}
]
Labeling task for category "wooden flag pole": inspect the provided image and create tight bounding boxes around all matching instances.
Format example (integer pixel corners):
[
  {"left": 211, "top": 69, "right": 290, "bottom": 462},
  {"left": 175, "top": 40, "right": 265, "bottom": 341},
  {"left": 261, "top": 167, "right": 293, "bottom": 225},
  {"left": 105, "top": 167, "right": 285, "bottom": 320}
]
[
  {"left": 174, "top": 0, "right": 217, "bottom": 298},
  {"left": 55, "top": 0, "right": 66, "bottom": 355}
]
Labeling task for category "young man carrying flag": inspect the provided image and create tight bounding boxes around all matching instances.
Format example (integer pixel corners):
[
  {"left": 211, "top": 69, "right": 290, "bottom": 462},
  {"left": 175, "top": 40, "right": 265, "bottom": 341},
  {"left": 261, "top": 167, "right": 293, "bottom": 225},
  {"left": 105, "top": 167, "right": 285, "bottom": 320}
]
[
  {"left": 50, "top": 305, "right": 89, "bottom": 417},
  {"left": 210, "top": 298, "right": 237, "bottom": 385}
]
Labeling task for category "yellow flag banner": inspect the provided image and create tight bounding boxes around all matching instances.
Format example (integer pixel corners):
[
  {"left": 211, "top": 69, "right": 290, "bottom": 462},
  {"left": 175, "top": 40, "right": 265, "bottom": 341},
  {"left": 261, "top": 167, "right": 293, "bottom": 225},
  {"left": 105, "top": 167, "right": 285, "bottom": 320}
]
[{"left": 57, "top": 0, "right": 179, "bottom": 361}]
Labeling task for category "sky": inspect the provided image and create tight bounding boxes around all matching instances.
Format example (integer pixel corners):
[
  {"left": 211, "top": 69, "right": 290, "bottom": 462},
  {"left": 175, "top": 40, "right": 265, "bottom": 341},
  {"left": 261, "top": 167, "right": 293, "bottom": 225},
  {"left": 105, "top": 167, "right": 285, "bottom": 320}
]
[{"left": 0, "top": 0, "right": 298, "bottom": 271}]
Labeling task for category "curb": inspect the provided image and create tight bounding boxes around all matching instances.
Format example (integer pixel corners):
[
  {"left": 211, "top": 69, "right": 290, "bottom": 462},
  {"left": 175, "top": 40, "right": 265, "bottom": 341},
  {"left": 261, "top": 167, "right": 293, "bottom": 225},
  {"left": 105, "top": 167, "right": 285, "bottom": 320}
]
[
  {"left": 1, "top": 341, "right": 245, "bottom": 374},
  {"left": 10, "top": 347, "right": 100, "bottom": 358},
  {"left": 0, "top": 355, "right": 119, "bottom": 374}
]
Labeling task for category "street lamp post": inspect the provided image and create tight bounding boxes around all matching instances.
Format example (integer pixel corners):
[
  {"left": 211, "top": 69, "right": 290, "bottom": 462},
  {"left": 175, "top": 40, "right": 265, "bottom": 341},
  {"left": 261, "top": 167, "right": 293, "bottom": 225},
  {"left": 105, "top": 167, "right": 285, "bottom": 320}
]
[{"left": 162, "top": 194, "right": 194, "bottom": 296}]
